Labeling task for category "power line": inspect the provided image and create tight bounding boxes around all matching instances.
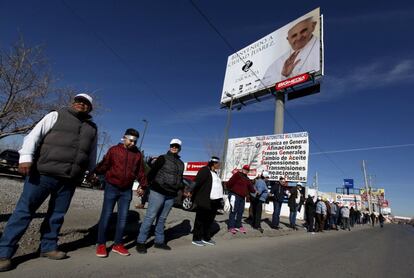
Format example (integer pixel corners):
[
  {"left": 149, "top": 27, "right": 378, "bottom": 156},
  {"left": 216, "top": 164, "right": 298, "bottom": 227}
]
[
  {"left": 311, "top": 143, "right": 414, "bottom": 155},
  {"left": 60, "top": 0, "right": 204, "bottom": 139},
  {"left": 188, "top": 0, "right": 348, "bottom": 176},
  {"left": 189, "top": 0, "right": 274, "bottom": 98},
  {"left": 283, "top": 109, "right": 347, "bottom": 176}
]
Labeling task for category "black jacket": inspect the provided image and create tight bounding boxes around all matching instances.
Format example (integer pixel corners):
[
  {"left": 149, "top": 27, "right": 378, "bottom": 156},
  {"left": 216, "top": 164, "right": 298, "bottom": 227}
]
[
  {"left": 148, "top": 151, "right": 184, "bottom": 197},
  {"left": 192, "top": 166, "right": 221, "bottom": 210},
  {"left": 305, "top": 196, "right": 316, "bottom": 216},
  {"left": 270, "top": 181, "right": 285, "bottom": 203}
]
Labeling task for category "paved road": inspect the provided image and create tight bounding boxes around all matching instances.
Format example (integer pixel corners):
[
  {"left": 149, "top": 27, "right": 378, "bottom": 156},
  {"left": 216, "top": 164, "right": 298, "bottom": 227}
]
[{"left": 3, "top": 224, "right": 413, "bottom": 277}]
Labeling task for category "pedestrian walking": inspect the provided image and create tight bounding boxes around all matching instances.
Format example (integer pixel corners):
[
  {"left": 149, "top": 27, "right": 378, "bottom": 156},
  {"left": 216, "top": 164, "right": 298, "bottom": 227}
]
[
  {"left": 135, "top": 139, "right": 185, "bottom": 254},
  {"left": 0, "top": 94, "right": 97, "bottom": 272},
  {"left": 226, "top": 165, "right": 255, "bottom": 234},
  {"left": 94, "top": 128, "right": 148, "bottom": 258},
  {"left": 190, "top": 157, "right": 230, "bottom": 246}
]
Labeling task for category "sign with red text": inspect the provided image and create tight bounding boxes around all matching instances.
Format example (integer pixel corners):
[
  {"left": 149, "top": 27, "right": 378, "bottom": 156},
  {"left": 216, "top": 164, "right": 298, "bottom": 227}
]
[
  {"left": 223, "top": 132, "right": 308, "bottom": 182},
  {"left": 335, "top": 194, "right": 362, "bottom": 209},
  {"left": 275, "top": 73, "right": 310, "bottom": 90},
  {"left": 184, "top": 162, "right": 208, "bottom": 177}
]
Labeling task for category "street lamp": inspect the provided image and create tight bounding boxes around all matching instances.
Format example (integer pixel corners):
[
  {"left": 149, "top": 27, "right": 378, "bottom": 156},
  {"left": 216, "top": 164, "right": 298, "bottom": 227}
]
[
  {"left": 220, "top": 93, "right": 235, "bottom": 180},
  {"left": 139, "top": 119, "right": 149, "bottom": 150}
]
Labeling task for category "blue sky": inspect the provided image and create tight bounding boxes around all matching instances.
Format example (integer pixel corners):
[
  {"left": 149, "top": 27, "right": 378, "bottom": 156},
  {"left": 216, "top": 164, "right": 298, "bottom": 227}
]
[{"left": 1, "top": 0, "right": 413, "bottom": 217}]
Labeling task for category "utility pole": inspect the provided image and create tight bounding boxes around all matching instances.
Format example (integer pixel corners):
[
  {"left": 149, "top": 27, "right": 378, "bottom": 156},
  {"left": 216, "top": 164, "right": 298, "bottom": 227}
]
[
  {"left": 313, "top": 171, "right": 319, "bottom": 195},
  {"left": 139, "top": 119, "right": 149, "bottom": 150},
  {"left": 220, "top": 93, "right": 235, "bottom": 180},
  {"left": 362, "top": 160, "right": 372, "bottom": 214}
]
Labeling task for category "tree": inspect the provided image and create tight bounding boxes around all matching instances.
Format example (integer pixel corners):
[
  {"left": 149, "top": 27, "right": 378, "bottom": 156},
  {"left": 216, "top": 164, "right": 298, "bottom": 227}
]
[
  {"left": 97, "top": 131, "right": 112, "bottom": 162},
  {"left": 203, "top": 134, "right": 224, "bottom": 159},
  {"left": 0, "top": 37, "right": 94, "bottom": 140}
]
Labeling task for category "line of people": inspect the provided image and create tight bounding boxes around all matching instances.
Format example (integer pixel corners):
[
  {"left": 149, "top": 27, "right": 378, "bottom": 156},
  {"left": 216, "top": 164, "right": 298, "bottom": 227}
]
[
  {"left": 0, "top": 93, "right": 386, "bottom": 273},
  {"left": 0, "top": 93, "right": 234, "bottom": 272},
  {"left": 304, "top": 196, "right": 386, "bottom": 233}
]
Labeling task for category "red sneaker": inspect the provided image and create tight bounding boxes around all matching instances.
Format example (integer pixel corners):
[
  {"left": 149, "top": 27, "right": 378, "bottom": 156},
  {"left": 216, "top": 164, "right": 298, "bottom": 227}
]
[
  {"left": 112, "top": 244, "right": 130, "bottom": 256},
  {"left": 96, "top": 244, "right": 107, "bottom": 258}
]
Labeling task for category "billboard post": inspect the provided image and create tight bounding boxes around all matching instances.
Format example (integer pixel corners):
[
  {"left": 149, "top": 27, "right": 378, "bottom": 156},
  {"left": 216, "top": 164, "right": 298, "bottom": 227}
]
[
  {"left": 220, "top": 93, "right": 235, "bottom": 180},
  {"left": 274, "top": 92, "right": 285, "bottom": 134}
]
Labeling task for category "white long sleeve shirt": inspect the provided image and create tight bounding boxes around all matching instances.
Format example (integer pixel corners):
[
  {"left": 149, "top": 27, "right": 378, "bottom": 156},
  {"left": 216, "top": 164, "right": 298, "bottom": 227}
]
[
  {"left": 18, "top": 111, "right": 97, "bottom": 171},
  {"left": 261, "top": 35, "right": 321, "bottom": 87}
]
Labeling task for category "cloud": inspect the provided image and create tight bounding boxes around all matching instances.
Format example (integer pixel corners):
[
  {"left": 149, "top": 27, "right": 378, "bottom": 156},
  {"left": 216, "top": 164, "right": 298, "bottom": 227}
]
[
  {"left": 288, "top": 58, "right": 414, "bottom": 107},
  {"left": 166, "top": 58, "right": 414, "bottom": 123}
]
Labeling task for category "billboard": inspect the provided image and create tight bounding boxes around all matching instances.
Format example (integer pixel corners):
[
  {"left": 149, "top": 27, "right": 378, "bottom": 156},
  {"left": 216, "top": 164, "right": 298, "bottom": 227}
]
[
  {"left": 335, "top": 194, "right": 362, "bottom": 209},
  {"left": 361, "top": 188, "right": 385, "bottom": 203},
  {"left": 222, "top": 132, "right": 309, "bottom": 182},
  {"left": 221, "top": 7, "right": 323, "bottom": 105}
]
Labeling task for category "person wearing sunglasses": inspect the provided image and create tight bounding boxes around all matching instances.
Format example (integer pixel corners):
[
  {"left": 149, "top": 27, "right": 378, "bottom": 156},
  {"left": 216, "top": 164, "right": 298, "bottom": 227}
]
[
  {"left": 136, "top": 138, "right": 184, "bottom": 254},
  {"left": 94, "top": 128, "right": 147, "bottom": 258},
  {"left": 0, "top": 94, "right": 97, "bottom": 272}
]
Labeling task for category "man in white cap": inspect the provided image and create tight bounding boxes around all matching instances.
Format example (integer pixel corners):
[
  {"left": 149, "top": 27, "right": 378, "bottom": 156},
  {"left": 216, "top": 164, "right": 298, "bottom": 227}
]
[
  {"left": 136, "top": 138, "right": 184, "bottom": 254},
  {"left": 0, "top": 93, "right": 97, "bottom": 272}
]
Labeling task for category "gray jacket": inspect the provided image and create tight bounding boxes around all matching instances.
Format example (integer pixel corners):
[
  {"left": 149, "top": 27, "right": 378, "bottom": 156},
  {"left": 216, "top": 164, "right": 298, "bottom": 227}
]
[{"left": 316, "top": 201, "right": 327, "bottom": 215}]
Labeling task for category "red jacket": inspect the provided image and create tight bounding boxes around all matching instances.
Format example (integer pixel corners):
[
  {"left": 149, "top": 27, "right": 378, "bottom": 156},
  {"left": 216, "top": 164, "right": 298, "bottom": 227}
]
[
  {"left": 226, "top": 171, "right": 255, "bottom": 197},
  {"left": 94, "top": 144, "right": 147, "bottom": 189}
]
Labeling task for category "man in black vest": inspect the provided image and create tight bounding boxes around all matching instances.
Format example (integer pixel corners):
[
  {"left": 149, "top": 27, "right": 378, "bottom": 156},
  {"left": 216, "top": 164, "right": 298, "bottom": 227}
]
[
  {"left": 0, "top": 94, "right": 97, "bottom": 272},
  {"left": 136, "top": 139, "right": 184, "bottom": 254}
]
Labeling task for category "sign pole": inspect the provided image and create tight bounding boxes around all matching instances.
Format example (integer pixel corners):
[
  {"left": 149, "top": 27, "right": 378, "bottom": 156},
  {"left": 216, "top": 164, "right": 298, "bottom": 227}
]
[{"left": 274, "top": 91, "right": 285, "bottom": 134}]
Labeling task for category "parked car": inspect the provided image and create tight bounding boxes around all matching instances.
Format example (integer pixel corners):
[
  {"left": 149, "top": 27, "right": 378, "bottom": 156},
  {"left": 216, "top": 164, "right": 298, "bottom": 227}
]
[
  {"left": 174, "top": 177, "right": 196, "bottom": 211},
  {"left": 0, "top": 149, "right": 20, "bottom": 174}
]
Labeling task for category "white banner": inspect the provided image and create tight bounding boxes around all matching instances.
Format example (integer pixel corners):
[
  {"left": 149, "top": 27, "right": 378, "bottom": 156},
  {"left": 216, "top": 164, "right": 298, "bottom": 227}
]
[
  {"left": 221, "top": 8, "right": 322, "bottom": 104},
  {"left": 223, "top": 132, "right": 309, "bottom": 182},
  {"left": 335, "top": 194, "right": 362, "bottom": 209}
]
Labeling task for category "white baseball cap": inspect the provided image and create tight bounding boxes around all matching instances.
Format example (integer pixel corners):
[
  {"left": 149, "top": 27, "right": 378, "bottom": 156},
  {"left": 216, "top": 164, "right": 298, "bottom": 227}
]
[
  {"left": 170, "top": 138, "right": 182, "bottom": 146},
  {"left": 74, "top": 93, "right": 93, "bottom": 111},
  {"left": 262, "top": 171, "right": 270, "bottom": 178}
]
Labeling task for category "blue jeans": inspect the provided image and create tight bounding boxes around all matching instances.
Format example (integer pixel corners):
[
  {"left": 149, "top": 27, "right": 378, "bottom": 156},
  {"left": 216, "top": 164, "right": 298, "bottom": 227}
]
[
  {"left": 137, "top": 190, "right": 175, "bottom": 244},
  {"left": 227, "top": 193, "right": 245, "bottom": 229},
  {"left": 330, "top": 215, "right": 337, "bottom": 228},
  {"left": 272, "top": 201, "right": 283, "bottom": 227},
  {"left": 0, "top": 175, "right": 76, "bottom": 258},
  {"left": 97, "top": 183, "right": 132, "bottom": 244},
  {"left": 289, "top": 204, "right": 298, "bottom": 227}
]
